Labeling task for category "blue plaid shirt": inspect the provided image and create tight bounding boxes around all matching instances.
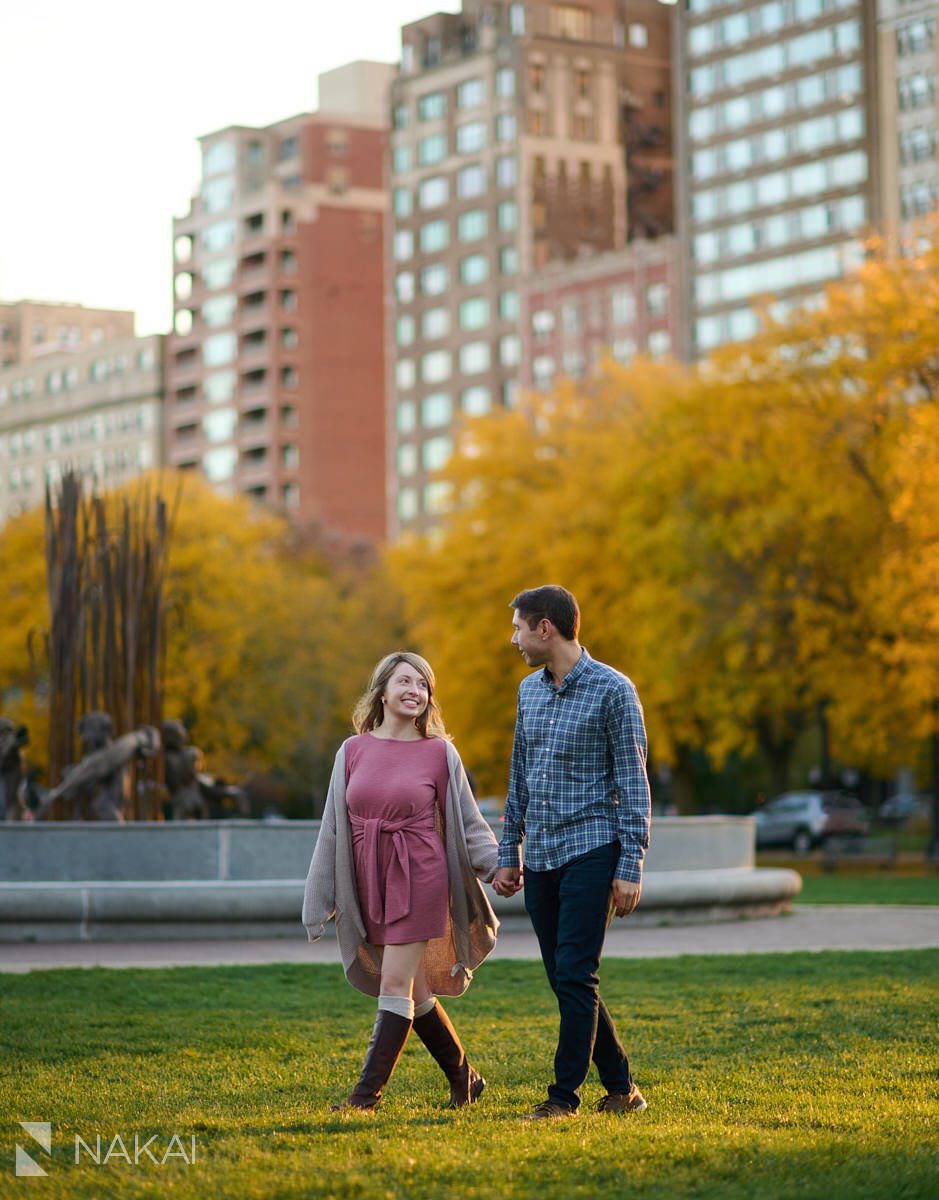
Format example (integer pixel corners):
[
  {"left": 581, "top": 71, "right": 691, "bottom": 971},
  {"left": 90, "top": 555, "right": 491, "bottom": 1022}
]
[{"left": 498, "top": 649, "right": 651, "bottom": 883}]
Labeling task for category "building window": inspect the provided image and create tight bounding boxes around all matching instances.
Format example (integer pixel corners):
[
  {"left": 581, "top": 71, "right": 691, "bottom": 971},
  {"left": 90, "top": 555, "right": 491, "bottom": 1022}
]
[
  {"left": 459, "top": 341, "right": 491, "bottom": 374},
  {"left": 397, "top": 444, "right": 418, "bottom": 476},
  {"left": 418, "top": 91, "right": 447, "bottom": 121},
  {"left": 419, "top": 175, "right": 449, "bottom": 208},
  {"left": 418, "top": 133, "right": 448, "bottom": 165},
  {"left": 462, "top": 385, "right": 491, "bottom": 415},
  {"left": 532, "top": 308, "right": 555, "bottom": 336},
  {"left": 203, "top": 140, "right": 235, "bottom": 176},
  {"left": 646, "top": 283, "right": 668, "bottom": 318},
  {"left": 496, "top": 67, "right": 515, "bottom": 97},
  {"left": 392, "top": 145, "right": 412, "bottom": 173},
  {"left": 396, "top": 360, "right": 416, "bottom": 390},
  {"left": 457, "top": 164, "right": 486, "bottom": 197},
  {"left": 394, "top": 230, "right": 414, "bottom": 261},
  {"left": 496, "top": 155, "right": 517, "bottom": 187},
  {"left": 499, "top": 335, "right": 520, "bottom": 367},
  {"left": 393, "top": 103, "right": 409, "bottom": 130},
  {"left": 280, "top": 289, "right": 298, "bottom": 312},
  {"left": 610, "top": 286, "right": 636, "bottom": 325},
  {"left": 496, "top": 113, "right": 517, "bottom": 143},
  {"left": 458, "top": 209, "right": 487, "bottom": 242},
  {"left": 203, "top": 446, "right": 238, "bottom": 482},
  {"left": 396, "top": 272, "right": 415, "bottom": 303},
  {"left": 397, "top": 400, "right": 417, "bottom": 433},
  {"left": 532, "top": 355, "right": 555, "bottom": 387},
  {"left": 204, "top": 332, "right": 236, "bottom": 366},
  {"left": 203, "top": 408, "right": 238, "bottom": 444},
  {"left": 550, "top": 5, "right": 593, "bottom": 41},
  {"left": 396, "top": 315, "right": 416, "bottom": 347},
  {"left": 509, "top": 3, "right": 526, "bottom": 35},
  {"left": 457, "top": 78, "right": 485, "bottom": 109},
  {"left": 202, "top": 219, "right": 236, "bottom": 253},
  {"left": 422, "top": 393, "right": 453, "bottom": 427},
  {"left": 629, "top": 23, "right": 648, "bottom": 49},
  {"left": 421, "top": 350, "right": 452, "bottom": 383},
  {"left": 278, "top": 135, "right": 299, "bottom": 161},
  {"left": 561, "top": 302, "right": 580, "bottom": 335},
  {"left": 528, "top": 111, "right": 549, "bottom": 136},
  {"left": 422, "top": 307, "right": 451, "bottom": 339},
  {"left": 421, "top": 264, "right": 450, "bottom": 296},
  {"left": 203, "top": 258, "right": 235, "bottom": 290},
  {"left": 422, "top": 436, "right": 453, "bottom": 471},
  {"left": 280, "top": 250, "right": 297, "bottom": 274},
  {"left": 498, "top": 201, "right": 518, "bottom": 231},
  {"left": 393, "top": 187, "right": 413, "bottom": 217},
  {"left": 459, "top": 296, "right": 490, "bottom": 329},
  {"left": 281, "top": 366, "right": 298, "bottom": 389},
  {"left": 280, "top": 328, "right": 299, "bottom": 353},
  {"left": 500, "top": 246, "right": 519, "bottom": 275},
  {"left": 456, "top": 121, "right": 486, "bottom": 154},
  {"left": 397, "top": 487, "right": 419, "bottom": 522},
  {"left": 499, "top": 290, "right": 519, "bottom": 321},
  {"left": 647, "top": 330, "right": 671, "bottom": 359},
  {"left": 460, "top": 253, "right": 489, "bottom": 285}
]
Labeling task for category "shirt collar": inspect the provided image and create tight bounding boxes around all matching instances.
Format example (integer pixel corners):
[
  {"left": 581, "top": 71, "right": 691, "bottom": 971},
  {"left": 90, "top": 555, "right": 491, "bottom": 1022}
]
[{"left": 540, "top": 647, "right": 591, "bottom": 694}]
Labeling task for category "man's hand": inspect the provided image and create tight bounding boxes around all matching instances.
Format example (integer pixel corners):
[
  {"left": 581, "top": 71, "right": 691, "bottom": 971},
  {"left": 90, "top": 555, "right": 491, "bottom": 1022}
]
[
  {"left": 611, "top": 878, "right": 641, "bottom": 918},
  {"left": 492, "top": 866, "right": 523, "bottom": 897}
]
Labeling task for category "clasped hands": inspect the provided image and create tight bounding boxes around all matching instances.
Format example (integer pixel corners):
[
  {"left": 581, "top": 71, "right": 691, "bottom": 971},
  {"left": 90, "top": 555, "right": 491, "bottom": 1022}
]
[{"left": 491, "top": 868, "right": 641, "bottom": 917}]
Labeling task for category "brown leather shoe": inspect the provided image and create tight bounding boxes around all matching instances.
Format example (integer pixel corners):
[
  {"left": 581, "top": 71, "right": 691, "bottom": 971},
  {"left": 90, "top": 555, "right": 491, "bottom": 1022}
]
[
  {"left": 596, "top": 1085, "right": 648, "bottom": 1113},
  {"left": 522, "top": 1100, "right": 576, "bottom": 1120}
]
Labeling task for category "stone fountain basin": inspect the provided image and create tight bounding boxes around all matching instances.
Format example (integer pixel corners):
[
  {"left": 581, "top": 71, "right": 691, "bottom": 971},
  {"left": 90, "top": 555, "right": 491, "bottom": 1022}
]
[{"left": 0, "top": 816, "right": 800, "bottom": 942}]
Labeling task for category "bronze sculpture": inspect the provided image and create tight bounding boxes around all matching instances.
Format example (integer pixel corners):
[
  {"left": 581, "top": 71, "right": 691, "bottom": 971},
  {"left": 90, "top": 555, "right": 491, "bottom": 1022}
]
[
  {"left": 0, "top": 717, "right": 29, "bottom": 821},
  {"left": 46, "top": 711, "right": 161, "bottom": 821}
]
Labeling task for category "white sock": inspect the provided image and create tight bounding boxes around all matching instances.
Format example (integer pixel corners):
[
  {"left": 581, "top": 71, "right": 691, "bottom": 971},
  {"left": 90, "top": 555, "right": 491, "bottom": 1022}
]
[
  {"left": 378, "top": 994, "right": 415, "bottom": 1020},
  {"left": 413, "top": 996, "right": 436, "bottom": 1018}
]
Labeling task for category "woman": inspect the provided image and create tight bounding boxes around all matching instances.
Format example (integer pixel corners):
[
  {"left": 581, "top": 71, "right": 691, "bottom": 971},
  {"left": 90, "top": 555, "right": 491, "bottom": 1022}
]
[{"left": 302, "top": 651, "right": 499, "bottom": 1111}]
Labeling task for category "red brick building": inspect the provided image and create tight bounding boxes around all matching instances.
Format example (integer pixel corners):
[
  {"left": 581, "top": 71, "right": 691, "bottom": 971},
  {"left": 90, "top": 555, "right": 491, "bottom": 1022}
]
[{"left": 167, "top": 62, "right": 394, "bottom": 547}]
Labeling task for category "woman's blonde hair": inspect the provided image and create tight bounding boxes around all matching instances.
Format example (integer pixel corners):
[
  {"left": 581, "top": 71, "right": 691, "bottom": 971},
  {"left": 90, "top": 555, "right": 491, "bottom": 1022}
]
[{"left": 352, "top": 651, "right": 449, "bottom": 739}]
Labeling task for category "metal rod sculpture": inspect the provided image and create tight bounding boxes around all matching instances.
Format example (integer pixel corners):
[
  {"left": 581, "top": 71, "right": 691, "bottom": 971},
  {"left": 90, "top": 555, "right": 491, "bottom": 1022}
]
[{"left": 43, "top": 470, "right": 173, "bottom": 819}]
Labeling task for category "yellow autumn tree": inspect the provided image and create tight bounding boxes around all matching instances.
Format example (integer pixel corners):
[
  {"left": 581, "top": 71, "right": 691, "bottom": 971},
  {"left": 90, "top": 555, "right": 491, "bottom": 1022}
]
[
  {"left": 390, "top": 219, "right": 939, "bottom": 801},
  {"left": 0, "top": 474, "right": 404, "bottom": 807}
]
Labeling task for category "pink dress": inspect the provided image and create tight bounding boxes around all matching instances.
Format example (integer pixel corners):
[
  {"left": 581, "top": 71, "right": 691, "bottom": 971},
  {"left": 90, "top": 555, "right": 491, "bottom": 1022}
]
[{"left": 345, "top": 732, "right": 450, "bottom": 946}]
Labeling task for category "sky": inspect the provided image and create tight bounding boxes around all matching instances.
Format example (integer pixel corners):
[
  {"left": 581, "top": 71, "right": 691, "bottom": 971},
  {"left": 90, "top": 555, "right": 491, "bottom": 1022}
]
[{"left": 0, "top": 1, "right": 461, "bottom": 336}]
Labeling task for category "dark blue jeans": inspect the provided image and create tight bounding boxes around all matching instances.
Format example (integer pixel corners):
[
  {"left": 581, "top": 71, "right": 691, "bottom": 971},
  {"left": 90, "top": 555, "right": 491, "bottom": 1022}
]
[{"left": 524, "top": 841, "right": 633, "bottom": 1111}]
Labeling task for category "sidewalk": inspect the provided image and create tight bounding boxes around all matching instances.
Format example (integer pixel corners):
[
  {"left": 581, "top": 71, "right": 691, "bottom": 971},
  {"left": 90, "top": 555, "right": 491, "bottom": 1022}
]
[{"left": 1, "top": 906, "right": 937, "bottom": 973}]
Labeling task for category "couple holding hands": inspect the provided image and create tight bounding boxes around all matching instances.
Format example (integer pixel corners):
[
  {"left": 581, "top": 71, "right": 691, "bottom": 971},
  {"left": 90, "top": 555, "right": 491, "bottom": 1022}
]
[{"left": 302, "top": 584, "right": 651, "bottom": 1121}]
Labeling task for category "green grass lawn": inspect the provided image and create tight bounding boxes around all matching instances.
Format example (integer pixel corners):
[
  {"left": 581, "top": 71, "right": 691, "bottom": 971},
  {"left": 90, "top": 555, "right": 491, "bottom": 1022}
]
[
  {"left": 794, "top": 871, "right": 939, "bottom": 905},
  {"left": 3, "top": 953, "right": 937, "bottom": 1200}
]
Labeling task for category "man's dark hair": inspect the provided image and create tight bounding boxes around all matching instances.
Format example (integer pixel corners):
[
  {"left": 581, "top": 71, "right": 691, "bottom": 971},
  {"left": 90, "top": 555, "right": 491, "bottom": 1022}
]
[{"left": 510, "top": 585, "right": 580, "bottom": 641}]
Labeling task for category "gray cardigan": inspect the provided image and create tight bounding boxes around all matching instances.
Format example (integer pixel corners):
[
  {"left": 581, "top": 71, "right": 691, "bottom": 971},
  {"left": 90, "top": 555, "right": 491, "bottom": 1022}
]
[{"left": 302, "top": 737, "right": 500, "bottom": 997}]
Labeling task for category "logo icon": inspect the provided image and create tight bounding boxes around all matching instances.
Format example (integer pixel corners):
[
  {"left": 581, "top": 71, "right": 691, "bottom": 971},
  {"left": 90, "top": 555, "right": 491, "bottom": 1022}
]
[{"left": 15, "top": 1123, "right": 51, "bottom": 1177}]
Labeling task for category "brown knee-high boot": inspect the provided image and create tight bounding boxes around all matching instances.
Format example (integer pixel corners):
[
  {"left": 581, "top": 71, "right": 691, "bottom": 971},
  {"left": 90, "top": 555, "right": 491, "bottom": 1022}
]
[
  {"left": 332, "top": 1010, "right": 413, "bottom": 1111},
  {"left": 412, "top": 1000, "right": 485, "bottom": 1108}
]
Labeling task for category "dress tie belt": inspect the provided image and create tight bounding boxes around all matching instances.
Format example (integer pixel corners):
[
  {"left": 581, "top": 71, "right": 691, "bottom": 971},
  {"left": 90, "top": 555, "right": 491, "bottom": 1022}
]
[{"left": 349, "top": 810, "right": 440, "bottom": 927}]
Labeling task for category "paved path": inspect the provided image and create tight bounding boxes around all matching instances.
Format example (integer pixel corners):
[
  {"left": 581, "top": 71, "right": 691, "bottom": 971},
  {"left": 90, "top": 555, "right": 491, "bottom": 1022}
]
[{"left": 1, "top": 906, "right": 937, "bottom": 973}]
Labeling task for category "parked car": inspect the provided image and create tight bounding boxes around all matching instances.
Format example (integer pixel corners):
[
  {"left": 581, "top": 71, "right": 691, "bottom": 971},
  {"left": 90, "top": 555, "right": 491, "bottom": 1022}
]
[
  {"left": 752, "top": 791, "right": 869, "bottom": 854},
  {"left": 878, "top": 793, "right": 931, "bottom": 826}
]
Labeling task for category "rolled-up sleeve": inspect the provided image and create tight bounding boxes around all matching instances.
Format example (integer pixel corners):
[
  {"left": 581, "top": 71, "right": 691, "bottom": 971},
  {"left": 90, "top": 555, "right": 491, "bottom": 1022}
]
[{"left": 605, "top": 681, "right": 651, "bottom": 883}]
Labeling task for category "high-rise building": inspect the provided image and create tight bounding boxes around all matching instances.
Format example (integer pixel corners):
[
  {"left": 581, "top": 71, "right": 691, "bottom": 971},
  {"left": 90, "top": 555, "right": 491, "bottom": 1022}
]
[
  {"left": 388, "top": 1, "right": 674, "bottom": 535},
  {"left": 520, "top": 235, "right": 679, "bottom": 387},
  {"left": 0, "top": 301, "right": 134, "bottom": 368},
  {"left": 167, "top": 61, "right": 394, "bottom": 546},
  {"left": 875, "top": 0, "right": 939, "bottom": 242},
  {"left": 0, "top": 333, "right": 164, "bottom": 528},
  {"left": 675, "top": 0, "right": 882, "bottom": 359}
]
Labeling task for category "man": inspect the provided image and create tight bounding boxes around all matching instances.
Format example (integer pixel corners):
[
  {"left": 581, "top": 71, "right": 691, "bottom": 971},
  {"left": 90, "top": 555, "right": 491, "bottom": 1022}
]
[{"left": 493, "top": 585, "right": 651, "bottom": 1120}]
